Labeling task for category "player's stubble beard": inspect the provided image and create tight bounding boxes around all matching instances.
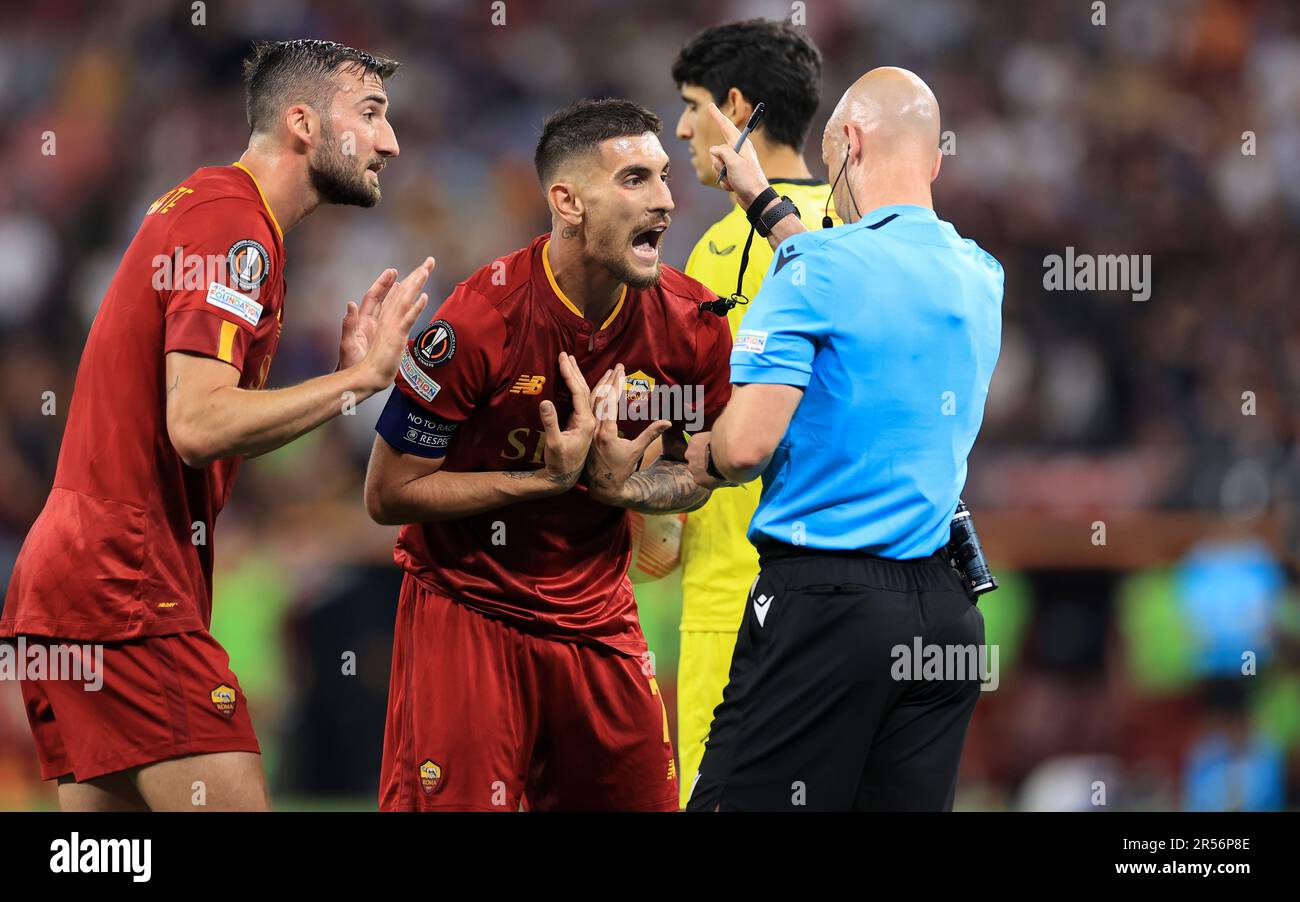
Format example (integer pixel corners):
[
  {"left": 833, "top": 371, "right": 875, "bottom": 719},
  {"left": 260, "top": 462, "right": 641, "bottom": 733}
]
[
  {"left": 584, "top": 211, "right": 663, "bottom": 290},
  {"left": 309, "top": 121, "right": 383, "bottom": 208}
]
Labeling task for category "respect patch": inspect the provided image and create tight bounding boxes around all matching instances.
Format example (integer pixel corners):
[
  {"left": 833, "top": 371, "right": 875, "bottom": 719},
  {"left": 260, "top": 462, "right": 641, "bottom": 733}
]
[{"left": 375, "top": 389, "right": 456, "bottom": 459}]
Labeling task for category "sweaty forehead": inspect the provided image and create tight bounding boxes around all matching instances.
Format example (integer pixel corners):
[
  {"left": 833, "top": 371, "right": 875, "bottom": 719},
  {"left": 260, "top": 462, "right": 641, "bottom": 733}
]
[
  {"left": 332, "top": 65, "right": 387, "bottom": 99},
  {"left": 595, "top": 132, "right": 667, "bottom": 173}
]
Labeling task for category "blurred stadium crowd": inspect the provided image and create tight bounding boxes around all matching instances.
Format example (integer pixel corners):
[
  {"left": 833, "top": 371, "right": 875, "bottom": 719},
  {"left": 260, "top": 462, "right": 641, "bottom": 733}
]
[{"left": 0, "top": 0, "right": 1297, "bottom": 810}]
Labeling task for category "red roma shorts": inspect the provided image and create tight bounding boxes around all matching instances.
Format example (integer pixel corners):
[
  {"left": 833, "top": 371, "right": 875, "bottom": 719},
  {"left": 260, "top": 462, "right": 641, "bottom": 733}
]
[
  {"left": 380, "top": 574, "right": 678, "bottom": 811},
  {"left": 16, "top": 630, "right": 259, "bottom": 782}
]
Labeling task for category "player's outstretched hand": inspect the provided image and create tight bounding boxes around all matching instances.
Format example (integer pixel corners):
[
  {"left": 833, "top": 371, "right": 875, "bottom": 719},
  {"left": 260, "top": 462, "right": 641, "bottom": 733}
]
[
  {"left": 338, "top": 268, "right": 397, "bottom": 371},
  {"left": 356, "top": 258, "right": 434, "bottom": 392},
  {"left": 707, "top": 102, "right": 769, "bottom": 208},
  {"left": 585, "top": 363, "right": 672, "bottom": 506},
  {"left": 537, "top": 352, "right": 596, "bottom": 491}
]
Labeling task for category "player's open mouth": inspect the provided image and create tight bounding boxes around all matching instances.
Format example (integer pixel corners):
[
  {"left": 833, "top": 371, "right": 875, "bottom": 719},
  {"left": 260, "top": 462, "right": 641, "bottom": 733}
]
[{"left": 632, "top": 226, "right": 666, "bottom": 262}]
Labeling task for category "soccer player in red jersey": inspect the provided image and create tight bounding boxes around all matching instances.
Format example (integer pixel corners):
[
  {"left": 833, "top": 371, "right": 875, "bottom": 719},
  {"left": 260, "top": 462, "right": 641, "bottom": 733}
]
[
  {"left": 365, "top": 99, "right": 735, "bottom": 811},
  {"left": 0, "top": 40, "right": 433, "bottom": 811}
]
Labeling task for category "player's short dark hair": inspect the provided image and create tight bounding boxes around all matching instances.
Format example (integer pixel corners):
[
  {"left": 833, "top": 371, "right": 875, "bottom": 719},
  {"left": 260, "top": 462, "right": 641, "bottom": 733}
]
[
  {"left": 534, "top": 98, "right": 662, "bottom": 185},
  {"left": 671, "top": 19, "right": 822, "bottom": 152},
  {"left": 242, "top": 39, "right": 400, "bottom": 134}
]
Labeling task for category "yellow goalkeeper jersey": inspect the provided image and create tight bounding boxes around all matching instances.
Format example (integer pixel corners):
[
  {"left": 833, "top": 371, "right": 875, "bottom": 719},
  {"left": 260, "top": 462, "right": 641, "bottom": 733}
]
[{"left": 680, "top": 178, "right": 834, "bottom": 631}]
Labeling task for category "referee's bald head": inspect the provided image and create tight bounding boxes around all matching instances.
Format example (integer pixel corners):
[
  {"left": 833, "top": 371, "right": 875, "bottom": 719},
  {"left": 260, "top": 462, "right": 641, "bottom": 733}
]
[{"left": 822, "top": 67, "right": 942, "bottom": 221}]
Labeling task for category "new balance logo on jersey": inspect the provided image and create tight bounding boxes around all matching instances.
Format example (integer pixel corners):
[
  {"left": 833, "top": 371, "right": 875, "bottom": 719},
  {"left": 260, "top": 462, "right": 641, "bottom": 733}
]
[
  {"left": 510, "top": 375, "right": 546, "bottom": 395},
  {"left": 753, "top": 593, "right": 773, "bottom": 627}
]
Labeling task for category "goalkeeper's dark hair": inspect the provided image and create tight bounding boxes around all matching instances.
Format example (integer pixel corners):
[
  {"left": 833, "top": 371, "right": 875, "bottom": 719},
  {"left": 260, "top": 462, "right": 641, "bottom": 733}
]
[
  {"left": 242, "top": 39, "right": 400, "bottom": 134},
  {"left": 534, "top": 98, "right": 662, "bottom": 185},
  {"left": 671, "top": 19, "right": 822, "bottom": 152}
]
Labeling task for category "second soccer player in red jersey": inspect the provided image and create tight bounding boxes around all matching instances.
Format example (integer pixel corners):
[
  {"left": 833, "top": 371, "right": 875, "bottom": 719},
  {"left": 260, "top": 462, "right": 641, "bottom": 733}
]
[
  {"left": 366, "top": 99, "right": 734, "bottom": 811},
  {"left": 1, "top": 40, "right": 433, "bottom": 811}
]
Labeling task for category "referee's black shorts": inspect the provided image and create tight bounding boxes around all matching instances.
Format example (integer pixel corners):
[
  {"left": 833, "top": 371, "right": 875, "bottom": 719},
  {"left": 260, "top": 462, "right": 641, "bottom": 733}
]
[{"left": 686, "top": 541, "right": 985, "bottom": 812}]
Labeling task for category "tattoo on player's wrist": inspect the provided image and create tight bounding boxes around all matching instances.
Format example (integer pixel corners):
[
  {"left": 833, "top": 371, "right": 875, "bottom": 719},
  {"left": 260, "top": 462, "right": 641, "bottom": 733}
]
[
  {"left": 546, "top": 467, "right": 581, "bottom": 485},
  {"left": 623, "top": 462, "right": 709, "bottom": 512}
]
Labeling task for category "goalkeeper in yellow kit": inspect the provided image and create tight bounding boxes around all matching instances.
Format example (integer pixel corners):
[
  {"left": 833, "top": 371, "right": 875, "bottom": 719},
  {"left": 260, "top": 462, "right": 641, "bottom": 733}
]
[{"left": 665, "top": 19, "right": 836, "bottom": 806}]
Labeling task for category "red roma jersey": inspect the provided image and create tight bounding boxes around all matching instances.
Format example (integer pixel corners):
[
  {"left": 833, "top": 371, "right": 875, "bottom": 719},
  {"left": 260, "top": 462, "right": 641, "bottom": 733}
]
[
  {"left": 378, "top": 234, "right": 733, "bottom": 656},
  {"left": 1, "top": 164, "right": 286, "bottom": 640}
]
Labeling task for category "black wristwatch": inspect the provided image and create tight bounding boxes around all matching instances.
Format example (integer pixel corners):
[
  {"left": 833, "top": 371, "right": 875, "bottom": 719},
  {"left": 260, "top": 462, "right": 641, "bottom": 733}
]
[
  {"left": 706, "top": 444, "right": 727, "bottom": 482},
  {"left": 746, "top": 186, "right": 800, "bottom": 238}
]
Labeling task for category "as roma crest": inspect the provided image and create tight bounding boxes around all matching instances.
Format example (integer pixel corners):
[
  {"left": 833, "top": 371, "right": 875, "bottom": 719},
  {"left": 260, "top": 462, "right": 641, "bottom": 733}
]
[
  {"left": 419, "top": 759, "right": 444, "bottom": 795},
  {"left": 210, "top": 684, "right": 237, "bottom": 719},
  {"left": 623, "top": 369, "right": 655, "bottom": 401}
]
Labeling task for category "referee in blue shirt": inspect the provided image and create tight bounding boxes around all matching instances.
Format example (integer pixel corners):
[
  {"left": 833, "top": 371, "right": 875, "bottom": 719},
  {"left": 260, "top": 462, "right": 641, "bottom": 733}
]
[{"left": 684, "top": 68, "right": 1003, "bottom": 811}]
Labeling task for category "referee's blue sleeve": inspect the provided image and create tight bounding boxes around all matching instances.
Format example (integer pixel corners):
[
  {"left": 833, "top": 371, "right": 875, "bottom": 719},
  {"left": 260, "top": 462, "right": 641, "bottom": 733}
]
[{"left": 729, "top": 234, "right": 832, "bottom": 387}]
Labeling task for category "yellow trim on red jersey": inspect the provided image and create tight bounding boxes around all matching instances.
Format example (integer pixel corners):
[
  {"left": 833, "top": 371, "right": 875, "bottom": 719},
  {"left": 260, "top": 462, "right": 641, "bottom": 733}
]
[
  {"left": 600, "top": 291, "right": 626, "bottom": 330},
  {"left": 541, "top": 239, "right": 627, "bottom": 329},
  {"left": 217, "top": 320, "right": 238, "bottom": 364},
  {"left": 231, "top": 161, "right": 284, "bottom": 242}
]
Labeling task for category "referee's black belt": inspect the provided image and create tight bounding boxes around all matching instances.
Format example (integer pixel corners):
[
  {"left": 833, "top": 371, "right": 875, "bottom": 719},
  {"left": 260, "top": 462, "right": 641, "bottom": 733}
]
[
  {"left": 753, "top": 539, "right": 956, "bottom": 594},
  {"left": 754, "top": 539, "right": 944, "bottom": 565}
]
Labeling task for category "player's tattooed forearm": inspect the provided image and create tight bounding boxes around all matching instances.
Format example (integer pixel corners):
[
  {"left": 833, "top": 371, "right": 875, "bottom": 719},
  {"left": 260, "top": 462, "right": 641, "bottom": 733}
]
[
  {"left": 167, "top": 375, "right": 180, "bottom": 396},
  {"left": 508, "top": 467, "right": 581, "bottom": 486},
  {"left": 547, "top": 466, "right": 582, "bottom": 485},
  {"left": 622, "top": 460, "right": 710, "bottom": 513}
]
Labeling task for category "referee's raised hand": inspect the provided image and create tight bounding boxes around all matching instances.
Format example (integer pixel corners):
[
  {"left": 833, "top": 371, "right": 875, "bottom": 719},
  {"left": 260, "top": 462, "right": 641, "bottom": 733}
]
[{"left": 706, "top": 102, "right": 770, "bottom": 207}]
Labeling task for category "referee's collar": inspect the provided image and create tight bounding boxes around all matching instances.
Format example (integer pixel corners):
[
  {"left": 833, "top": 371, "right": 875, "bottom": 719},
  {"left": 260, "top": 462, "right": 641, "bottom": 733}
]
[{"left": 856, "top": 203, "right": 935, "bottom": 226}]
